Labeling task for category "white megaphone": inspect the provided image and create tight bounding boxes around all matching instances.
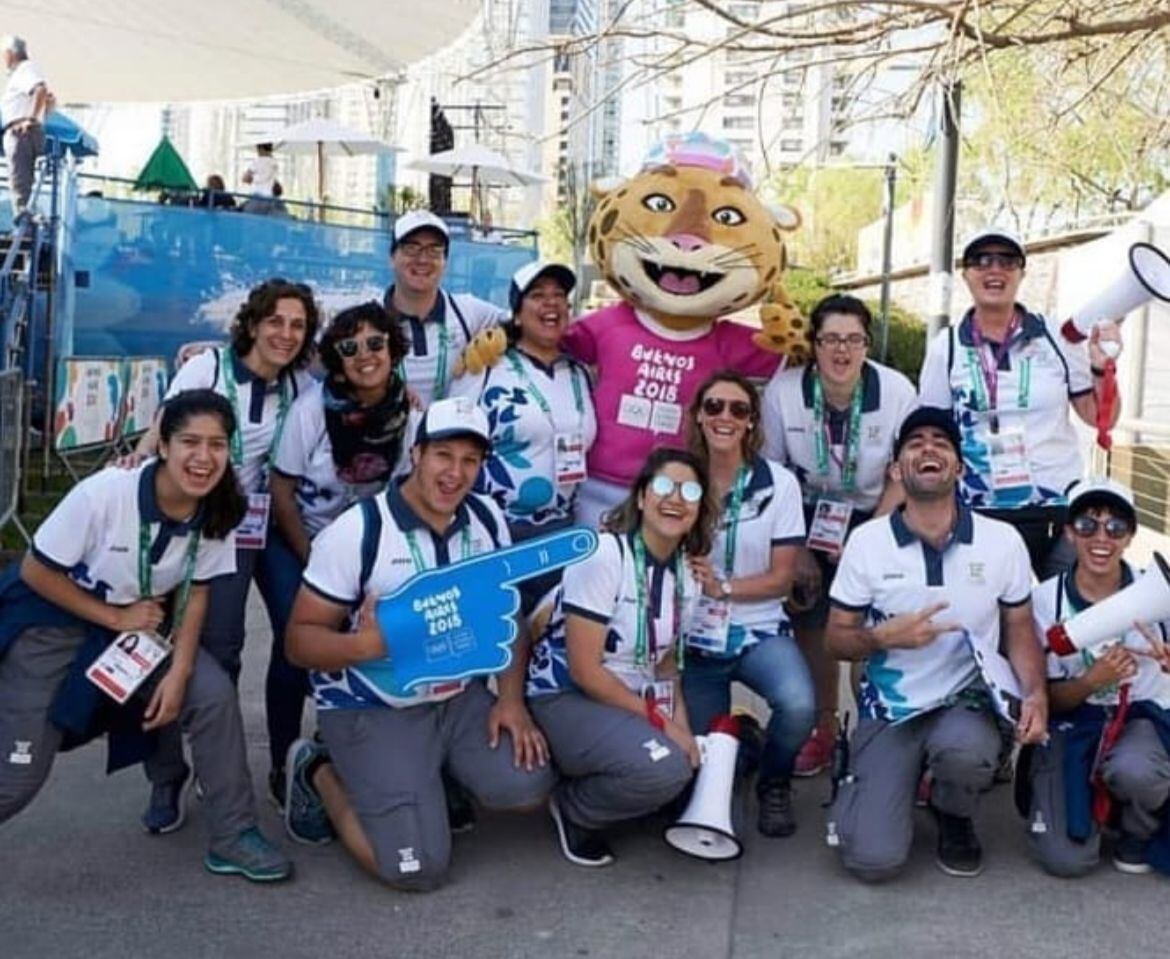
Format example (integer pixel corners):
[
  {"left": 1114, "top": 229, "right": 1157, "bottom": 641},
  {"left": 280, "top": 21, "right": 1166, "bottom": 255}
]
[
  {"left": 1061, "top": 242, "right": 1170, "bottom": 344},
  {"left": 663, "top": 715, "right": 742, "bottom": 861},
  {"left": 1046, "top": 552, "right": 1170, "bottom": 655}
]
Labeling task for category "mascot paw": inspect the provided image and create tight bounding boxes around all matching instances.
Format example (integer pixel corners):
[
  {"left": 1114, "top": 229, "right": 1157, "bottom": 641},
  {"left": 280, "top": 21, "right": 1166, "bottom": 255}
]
[
  {"left": 755, "top": 282, "right": 811, "bottom": 364},
  {"left": 455, "top": 326, "right": 509, "bottom": 377}
]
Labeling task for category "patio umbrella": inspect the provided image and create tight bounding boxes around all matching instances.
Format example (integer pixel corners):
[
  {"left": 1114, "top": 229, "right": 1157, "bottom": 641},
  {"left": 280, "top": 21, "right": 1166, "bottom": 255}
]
[
  {"left": 133, "top": 136, "right": 197, "bottom": 193},
  {"left": 251, "top": 118, "right": 400, "bottom": 207},
  {"left": 0, "top": 110, "right": 99, "bottom": 159},
  {"left": 407, "top": 143, "right": 546, "bottom": 219}
]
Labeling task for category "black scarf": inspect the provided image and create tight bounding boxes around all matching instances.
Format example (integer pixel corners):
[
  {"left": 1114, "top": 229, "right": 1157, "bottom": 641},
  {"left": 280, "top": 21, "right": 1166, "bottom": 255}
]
[{"left": 322, "top": 375, "right": 410, "bottom": 485}]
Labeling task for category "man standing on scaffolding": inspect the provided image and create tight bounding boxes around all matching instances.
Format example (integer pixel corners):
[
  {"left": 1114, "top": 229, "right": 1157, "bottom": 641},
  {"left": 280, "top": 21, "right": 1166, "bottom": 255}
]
[{"left": 1, "top": 36, "right": 47, "bottom": 223}]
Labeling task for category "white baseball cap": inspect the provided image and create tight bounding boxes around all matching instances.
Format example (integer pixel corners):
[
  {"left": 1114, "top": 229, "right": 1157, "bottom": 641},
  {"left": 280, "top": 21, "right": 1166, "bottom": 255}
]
[
  {"left": 393, "top": 210, "right": 450, "bottom": 250},
  {"left": 1066, "top": 476, "right": 1136, "bottom": 526},
  {"left": 961, "top": 227, "right": 1026, "bottom": 265},
  {"left": 414, "top": 396, "right": 490, "bottom": 449},
  {"left": 509, "top": 260, "right": 576, "bottom": 311}
]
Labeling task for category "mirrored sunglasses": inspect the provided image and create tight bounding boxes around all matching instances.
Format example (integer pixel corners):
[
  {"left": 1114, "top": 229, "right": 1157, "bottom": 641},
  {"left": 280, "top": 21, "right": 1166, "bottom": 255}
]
[
  {"left": 336, "top": 334, "right": 388, "bottom": 358},
  {"left": 1071, "top": 515, "right": 1132, "bottom": 540},
  {"left": 649, "top": 474, "right": 703, "bottom": 503}
]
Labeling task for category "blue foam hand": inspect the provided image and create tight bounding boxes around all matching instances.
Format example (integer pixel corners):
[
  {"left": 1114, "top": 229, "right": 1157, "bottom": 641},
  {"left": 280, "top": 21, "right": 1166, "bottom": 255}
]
[{"left": 357, "top": 526, "right": 598, "bottom": 698}]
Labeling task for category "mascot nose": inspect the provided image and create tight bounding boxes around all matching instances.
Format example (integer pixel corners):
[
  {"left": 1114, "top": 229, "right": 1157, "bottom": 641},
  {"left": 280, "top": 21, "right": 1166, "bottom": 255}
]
[{"left": 666, "top": 233, "right": 707, "bottom": 252}]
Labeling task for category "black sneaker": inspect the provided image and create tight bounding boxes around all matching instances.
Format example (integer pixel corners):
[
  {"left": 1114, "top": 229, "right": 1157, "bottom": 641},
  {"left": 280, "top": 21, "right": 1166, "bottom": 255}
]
[
  {"left": 142, "top": 765, "right": 192, "bottom": 835},
  {"left": 934, "top": 809, "right": 983, "bottom": 877},
  {"left": 446, "top": 779, "right": 478, "bottom": 834},
  {"left": 1113, "top": 833, "right": 1153, "bottom": 874},
  {"left": 757, "top": 780, "right": 796, "bottom": 837},
  {"left": 268, "top": 767, "right": 286, "bottom": 811},
  {"left": 548, "top": 795, "right": 614, "bottom": 867}
]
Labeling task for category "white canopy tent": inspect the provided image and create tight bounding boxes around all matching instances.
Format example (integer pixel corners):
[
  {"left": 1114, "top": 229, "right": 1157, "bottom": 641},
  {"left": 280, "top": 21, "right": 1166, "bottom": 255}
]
[{"left": 0, "top": 0, "right": 480, "bottom": 102}]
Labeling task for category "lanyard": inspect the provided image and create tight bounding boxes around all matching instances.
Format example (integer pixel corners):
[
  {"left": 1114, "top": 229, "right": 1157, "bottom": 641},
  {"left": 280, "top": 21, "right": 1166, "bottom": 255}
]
[
  {"left": 397, "top": 314, "right": 450, "bottom": 401},
  {"left": 403, "top": 522, "right": 473, "bottom": 574},
  {"left": 631, "top": 532, "right": 686, "bottom": 672},
  {"left": 966, "top": 318, "right": 1028, "bottom": 432},
  {"left": 721, "top": 464, "right": 750, "bottom": 577},
  {"left": 219, "top": 349, "right": 291, "bottom": 470},
  {"left": 136, "top": 520, "right": 201, "bottom": 639},
  {"left": 505, "top": 348, "right": 585, "bottom": 420},
  {"left": 812, "top": 374, "right": 864, "bottom": 492}
]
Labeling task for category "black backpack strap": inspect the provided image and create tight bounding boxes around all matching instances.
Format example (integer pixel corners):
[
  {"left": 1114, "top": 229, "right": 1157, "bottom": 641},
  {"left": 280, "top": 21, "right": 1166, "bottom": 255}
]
[
  {"left": 446, "top": 291, "right": 473, "bottom": 342},
  {"left": 359, "top": 496, "right": 383, "bottom": 594},
  {"left": 464, "top": 495, "right": 503, "bottom": 549}
]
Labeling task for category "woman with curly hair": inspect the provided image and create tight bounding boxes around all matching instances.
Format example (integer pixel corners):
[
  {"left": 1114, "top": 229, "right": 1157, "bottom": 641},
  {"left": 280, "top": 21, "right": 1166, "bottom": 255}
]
[{"left": 129, "top": 277, "right": 318, "bottom": 830}]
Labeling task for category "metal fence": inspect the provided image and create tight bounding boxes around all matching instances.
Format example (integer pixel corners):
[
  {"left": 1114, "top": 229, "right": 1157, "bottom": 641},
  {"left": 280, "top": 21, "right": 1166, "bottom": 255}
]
[{"left": 0, "top": 368, "right": 25, "bottom": 538}]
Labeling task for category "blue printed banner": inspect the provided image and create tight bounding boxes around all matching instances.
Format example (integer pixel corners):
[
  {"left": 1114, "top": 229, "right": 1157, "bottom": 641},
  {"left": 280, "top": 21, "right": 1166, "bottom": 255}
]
[{"left": 361, "top": 527, "right": 597, "bottom": 697}]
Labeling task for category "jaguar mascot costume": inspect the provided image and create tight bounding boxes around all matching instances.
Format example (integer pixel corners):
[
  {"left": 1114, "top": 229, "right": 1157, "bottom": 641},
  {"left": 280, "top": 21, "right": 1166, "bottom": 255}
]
[{"left": 464, "top": 132, "right": 808, "bottom": 524}]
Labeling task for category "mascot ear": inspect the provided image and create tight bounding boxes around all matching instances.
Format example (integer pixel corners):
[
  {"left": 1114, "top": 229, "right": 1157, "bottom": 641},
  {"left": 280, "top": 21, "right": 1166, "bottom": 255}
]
[
  {"left": 590, "top": 176, "right": 626, "bottom": 200},
  {"left": 769, "top": 203, "right": 802, "bottom": 232}
]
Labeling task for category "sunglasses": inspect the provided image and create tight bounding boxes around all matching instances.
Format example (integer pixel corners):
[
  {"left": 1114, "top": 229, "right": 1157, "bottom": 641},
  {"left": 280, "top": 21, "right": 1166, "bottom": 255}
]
[
  {"left": 1071, "top": 515, "right": 1133, "bottom": 540},
  {"left": 964, "top": 252, "right": 1024, "bottom": 270},
  {"left": 701, "top": 397, "right": 753, "bottom": 420},
  {"left": 336, "top": 334, "right": 388, "bottom": 359},
  {"left": 648, "top": 474, "right": 704, "bottom": 504}
]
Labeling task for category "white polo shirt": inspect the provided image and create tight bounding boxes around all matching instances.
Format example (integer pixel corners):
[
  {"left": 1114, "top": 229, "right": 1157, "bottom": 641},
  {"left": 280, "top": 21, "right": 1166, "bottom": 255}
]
[
  {"left": 1034, "top": 565, "right": 1170, "bottom": 709},
  {"left": 166, "top": 346, "right": 310, "bottom": 494},
  {"left": 303, "top": 480, "right": 509, "bottom": 710},
  {"left": 918, "top": 308, "right": 1093, "bottom": 509},
  {"left": 447, "top": 348, "right": 597, "bottom": 534},
  {"left": 527, "top": 531, "right": 699, "bottom": 697},
  {"left": 699, "top": 456, "right": 805, "bottom": 653},
  {"left": 762, "top": 361, "right": 915, "bottom": 513},
  {"left": 31, "top": 461, "right": 236, "bottom": 605},
  {"left": 2, "top": 59, "right": 46, "bottom": 126},
  {"left": 829, "top": 506, "right": 1032, "bottom": 722},
  {"left": 385, "top": 286, "right": 509, "bottom": 407},
  {"left": 272, "top": 381, "right": 417, "bottom": 537},
  {"left": 243, "top": 155, "right": 277, "bottom": 197}
]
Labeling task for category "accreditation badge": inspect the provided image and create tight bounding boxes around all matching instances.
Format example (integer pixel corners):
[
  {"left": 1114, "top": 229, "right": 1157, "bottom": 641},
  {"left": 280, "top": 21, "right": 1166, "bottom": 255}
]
[
  {"left": 86, "top": 630, "right": 171, "bottom": 704},
  {"left": 987, "top": 427, "right": 1032, "bottom": 492},
  {"left": 235, "top": 492, "right": 271, "bottom": 550},
  {"left": 807, "top": 498, "right": 853, "bottom": 558},
  {"left": 643, "top": 680, "right": 676, "bottom": 720},
  {"left": 687, "top": 595, "right": 731, "bottom": 654},
  {"left": 554, "top": 431, "right": 587, "bottom": 485}
]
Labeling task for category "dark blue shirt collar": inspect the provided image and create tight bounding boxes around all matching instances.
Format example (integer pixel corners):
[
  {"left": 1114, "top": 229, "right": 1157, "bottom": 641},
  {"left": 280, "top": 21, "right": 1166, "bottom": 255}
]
[
  {"left": 801, "top": 361, "right": 881, "bottom": 413},
  {"left": 138, "top": 461, "right": 203, "bottom": 562},
  {"left": 889, "top": 503, "right": 974, "bottom": 549},
  {"left": 385, "top": 476, "right": 470, "bottom": 541},
  {"left": 955, "top": 307, "right": 1046, "bottom": 348},
  {"left": 229, "top": 348, "right": 283, "bottom": 390},
  {"left": 384, "top": 285, "right": 446, "bottom": 324},
  {"left": 513, "top": 346, "right": 577, "bottom": 378},
  {"left": 1064, "top": 561, "right": 1135, "bottom": 613}
]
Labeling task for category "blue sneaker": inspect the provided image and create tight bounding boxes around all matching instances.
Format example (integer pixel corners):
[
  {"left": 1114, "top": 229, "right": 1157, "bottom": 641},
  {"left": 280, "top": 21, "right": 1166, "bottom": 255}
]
[
  {"left": 285, "top": 738, "right": 335, "bottom": 846},
  {"left": 204, "top": 827, "right": 293, "bottom": 883},
  {"left": 142, "top": 765, "right": 192, "bottom": 835}
]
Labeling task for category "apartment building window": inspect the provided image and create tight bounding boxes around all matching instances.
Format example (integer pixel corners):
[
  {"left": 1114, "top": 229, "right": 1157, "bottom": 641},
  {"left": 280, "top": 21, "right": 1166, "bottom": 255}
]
[
  {"left": 728, "top": 2, "right": 758, "bottom": 19},
  {"left": 780, "top": 138, "right": 802, "bottom": 151},
  {"left": 725, "top": 71, "right": 754, "bottom": 86},
  {"left": 723, "top": 93, "right": 755, "bottom": 108},
  {"left": 723, "top": 116, "right": 753, "bottom": 130}
]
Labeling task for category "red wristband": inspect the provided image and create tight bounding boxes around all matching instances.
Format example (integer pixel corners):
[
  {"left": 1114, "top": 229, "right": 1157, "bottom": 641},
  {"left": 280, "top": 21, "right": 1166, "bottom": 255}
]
[{"left": 646, "top": 701, "right": 666, "bottom": 730}]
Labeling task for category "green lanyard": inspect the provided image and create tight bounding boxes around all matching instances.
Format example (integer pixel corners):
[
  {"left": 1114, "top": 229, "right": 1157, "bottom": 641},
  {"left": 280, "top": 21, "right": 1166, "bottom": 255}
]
[
  {"left": 136, "top": 520, "right": 201, "bottom": 639},
  {"left": 812, "top": 373, "right": 864, "bottom": 492},
  {"left": 397, "top": 318, "right": 450, "bottom": 401},
  {"left": 404, "top": 522, "right": 473, "bottom": 573},
  {"left": 631, "top": 532, "right": 687, "bottom": 672},
  {"left": 505, "top": 348, "right": 585, "bottom": 420},
  {"left": 721, "top": 465, "right": 750, "bottom": 578},
  {"left": 219, "top": 349, "right": 291, "bottom": 471}
]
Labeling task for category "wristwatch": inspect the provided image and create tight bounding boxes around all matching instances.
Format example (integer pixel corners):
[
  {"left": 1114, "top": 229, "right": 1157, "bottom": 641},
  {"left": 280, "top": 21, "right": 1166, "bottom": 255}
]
[{"left": 719, "top": 579, "right": 733, "bottom": 599}]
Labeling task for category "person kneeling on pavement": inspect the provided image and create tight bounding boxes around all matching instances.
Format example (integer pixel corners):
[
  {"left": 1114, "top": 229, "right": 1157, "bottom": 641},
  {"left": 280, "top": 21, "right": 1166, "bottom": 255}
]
[
  {"left": 283, "top": 397, "right": 554, "bottom": 891},
  {"left": 1022, "top": 477, "right": 1170, "bottom": 878},
  {"left": 824, "top": 407, "right": 1048, "bottom": 881}
]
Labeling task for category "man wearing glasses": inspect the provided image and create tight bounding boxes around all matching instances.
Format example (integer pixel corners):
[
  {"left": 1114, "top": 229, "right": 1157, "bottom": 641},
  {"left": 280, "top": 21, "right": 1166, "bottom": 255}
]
[
  {"left": 384, "top": 211, "right": 508, "bottom": 408},
  {"left": 918, "top": 227, "right": 1122, "bottom": 578},
  {"left": 1024, "top": 478, "right": 1170, "bottom": 878}
]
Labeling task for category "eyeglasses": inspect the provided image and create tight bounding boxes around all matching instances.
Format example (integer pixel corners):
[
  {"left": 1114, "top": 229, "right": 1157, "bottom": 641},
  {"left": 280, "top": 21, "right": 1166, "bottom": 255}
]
[
  {"left": 336, "top": 333, "right": 388, "bottom": 358},
  {"left": 815, "top": 333, "right": 869, "bottom": 350},
  {"left": 1071, "top": 515, "right": 1133, "bottom": 540},
  {"left": 701, "top": 397, "right": 752, "bottom": 420},
  {"left": 964, "top": 252, "right": 1024, "bottom": 271},
  {"left": 648, "top": 474, "right": 704, "bottom": 503},
  {"left": 397, "top": 241, "right": 446, "bottom": 261}
]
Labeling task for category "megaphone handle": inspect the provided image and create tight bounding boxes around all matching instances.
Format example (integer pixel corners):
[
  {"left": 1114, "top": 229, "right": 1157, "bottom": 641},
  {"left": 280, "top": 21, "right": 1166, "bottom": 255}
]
[{"left": 1095, "top": 358, "right": 1118, "bottom": 451}]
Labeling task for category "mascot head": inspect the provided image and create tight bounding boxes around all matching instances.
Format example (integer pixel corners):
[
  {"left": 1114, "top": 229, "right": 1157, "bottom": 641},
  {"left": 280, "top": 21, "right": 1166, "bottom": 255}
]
[{"left": 588, "top": 132, "right": 800, "bottom": 331}]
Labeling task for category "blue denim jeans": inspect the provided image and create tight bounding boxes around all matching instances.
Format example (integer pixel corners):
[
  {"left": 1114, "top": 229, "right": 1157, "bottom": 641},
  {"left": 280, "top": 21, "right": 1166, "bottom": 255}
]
[{"left": 682, "top": 631, "right": 816, "bottom": 791}]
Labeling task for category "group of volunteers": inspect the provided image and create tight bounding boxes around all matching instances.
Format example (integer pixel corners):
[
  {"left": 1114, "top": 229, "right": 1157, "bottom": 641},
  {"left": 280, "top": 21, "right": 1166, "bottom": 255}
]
[{"left": 5, "top": 211, "right": 1170, "bottom": 896}]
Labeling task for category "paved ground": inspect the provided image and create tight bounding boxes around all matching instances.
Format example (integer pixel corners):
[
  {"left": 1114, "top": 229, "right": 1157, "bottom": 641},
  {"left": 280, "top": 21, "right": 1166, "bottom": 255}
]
[{"left": 2, "top": 595, "right": 1167, "bottom": 959}]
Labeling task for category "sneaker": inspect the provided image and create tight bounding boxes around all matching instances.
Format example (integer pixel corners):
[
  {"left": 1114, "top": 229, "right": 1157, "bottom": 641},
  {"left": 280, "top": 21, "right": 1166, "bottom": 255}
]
[
  {"left": 1113, "top": 834, "right": 1152, "bottom": 875},
  {"left": 794, "top": 726, "right": 833, "bottom": 778},
  {"left": 758, "top": 780, "right": 796, "bottom": 837},
  {"left": 141, "top": 765, "right": 192, "bottom": 835},
  {"left": 204, "top": 827, "right": 293, "bottom": 883},
  {"left": 548, "top": 795, "right": 614, "bottom": 867},
  {"left": 268, "top": 767, "right": 286, "bottom": 811},
  {"left": 934, "top": 809, "right": 983, "bottom": 878},
  {"left": 446, "top": 778, "right": 478, "bottom": 835},
  {"left": 284, "top": 738, "right": 335, "bottom": 846}
]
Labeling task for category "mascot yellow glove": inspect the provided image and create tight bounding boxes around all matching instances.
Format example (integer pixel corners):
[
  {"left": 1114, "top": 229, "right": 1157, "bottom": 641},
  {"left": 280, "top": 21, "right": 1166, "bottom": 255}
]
[
  {"left": 453, "top": 326, "right": 509, "bottom": 378},
  {"left": 753, "top": 279, "right": 811, "bottom": 366}
]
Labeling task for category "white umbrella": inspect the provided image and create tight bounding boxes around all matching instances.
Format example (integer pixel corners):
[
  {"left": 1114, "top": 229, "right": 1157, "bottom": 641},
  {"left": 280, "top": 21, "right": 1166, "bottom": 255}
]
[
  {"left": 251, "top": 118, "right": 401, "bottom": 207},
  {"left": 407, "top": 143, "right": 547, "bottom": 219}
]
